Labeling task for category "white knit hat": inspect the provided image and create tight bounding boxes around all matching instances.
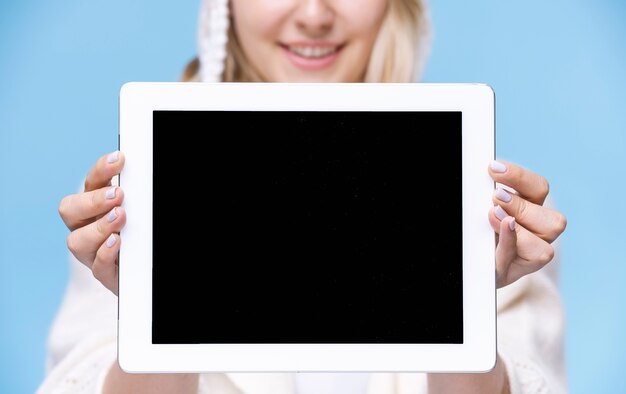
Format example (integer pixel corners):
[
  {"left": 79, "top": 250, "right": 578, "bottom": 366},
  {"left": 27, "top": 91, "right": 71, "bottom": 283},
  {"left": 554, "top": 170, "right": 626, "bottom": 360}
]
[{"left": 197, "top": 0, "right": 432, "bottom": 82}]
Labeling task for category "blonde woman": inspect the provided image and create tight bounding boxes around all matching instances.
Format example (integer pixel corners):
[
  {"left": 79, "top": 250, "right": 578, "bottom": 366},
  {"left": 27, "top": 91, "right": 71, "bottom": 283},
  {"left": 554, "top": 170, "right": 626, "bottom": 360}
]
[{"left": 39, "top": 0, "right": 567, "bottom": 393}]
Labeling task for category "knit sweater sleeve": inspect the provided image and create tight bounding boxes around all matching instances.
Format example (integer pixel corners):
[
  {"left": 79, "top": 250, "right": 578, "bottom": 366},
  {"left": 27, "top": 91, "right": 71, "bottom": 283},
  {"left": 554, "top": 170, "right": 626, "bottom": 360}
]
[
  {"left": 36, "top": 254, "right": 118, "bottom": 394},
  {"left": 496, "top": 240, "right": 567, "bottom": 394}
]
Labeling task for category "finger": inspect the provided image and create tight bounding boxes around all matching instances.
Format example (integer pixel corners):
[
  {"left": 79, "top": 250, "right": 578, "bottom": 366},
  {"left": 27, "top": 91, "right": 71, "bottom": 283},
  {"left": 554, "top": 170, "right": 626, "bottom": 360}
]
[
  {"left": 488, "top": 160, "right": 550, "bottom": 205},
  {"left": 59, "top": 186, "right": 125, "bottom": 231},
  {"left": 495, "top": 216, "right": 517, "bottom": 288},
  {"left": 92, "top": 234, "right": 120, "bottom": 295},
  {"left": 84, "top": 151, "right": 125, "bottom": 192},
  {"left": 491, "top": 206, "right": 554, "bottom": 271},
  {"left": 493, "top": 187, "right": 566, "bottom": 243},
  {"left": 488, "top": 207, "right": 502, "bottom": 233},
  {"left": 67, "top": 207, "right": 126, "bottom": 267}
]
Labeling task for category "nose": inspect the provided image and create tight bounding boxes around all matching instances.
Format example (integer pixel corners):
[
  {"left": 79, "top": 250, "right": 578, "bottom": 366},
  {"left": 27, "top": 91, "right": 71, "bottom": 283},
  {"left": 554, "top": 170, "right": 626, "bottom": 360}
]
[{"left": 294, "top": 0, "right": 335, "bottom": 38}]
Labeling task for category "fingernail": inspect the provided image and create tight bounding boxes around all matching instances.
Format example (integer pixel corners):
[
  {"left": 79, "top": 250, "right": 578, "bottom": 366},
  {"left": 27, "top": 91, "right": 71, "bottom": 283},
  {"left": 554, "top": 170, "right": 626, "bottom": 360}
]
[
  {"left": 495, "top": 187, "right": 512, "bottom": 203},
  {"left": 107, "top": 151, "right": 119, "bottom": 164},
  {"left": 509, "top": 218, "right": 516, "bottom": 231},
  {"left": 105, "top": 186, "right": 117, "bottom": 200},
  {"left": 106, "top": 234, "right": 117, "bottom": 248},
  {"left": 107, "top": 208, "right": 118, "bottom": 223},
  {"left": 490, "top": 160, "right": 507, "bottom": 173},
  {"left": 494, "top": 205, "right": 508, "bottom": 221}
]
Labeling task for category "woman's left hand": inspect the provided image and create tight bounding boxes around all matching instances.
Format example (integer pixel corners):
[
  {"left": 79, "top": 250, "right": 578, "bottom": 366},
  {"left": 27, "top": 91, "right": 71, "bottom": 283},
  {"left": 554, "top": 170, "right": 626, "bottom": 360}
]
[
  {"left": 488, "top": 160, "right": 567, "bottom": 288},
  {"left": 429, "top": 162, "right": 567, "bottom": 394}
]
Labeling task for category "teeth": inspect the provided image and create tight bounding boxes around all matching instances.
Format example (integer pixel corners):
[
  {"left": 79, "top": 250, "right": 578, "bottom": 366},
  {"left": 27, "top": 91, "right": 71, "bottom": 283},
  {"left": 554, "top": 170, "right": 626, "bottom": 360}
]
[{"left": 288, "top": 45, "right": 337, "bottom": 58}]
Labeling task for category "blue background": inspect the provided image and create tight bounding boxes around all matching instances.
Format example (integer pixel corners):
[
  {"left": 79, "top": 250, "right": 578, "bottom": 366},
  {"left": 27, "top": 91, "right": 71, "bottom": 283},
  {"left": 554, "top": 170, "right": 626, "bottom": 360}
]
[{"left": 0, "top": 0, "right": 624, "bottom": 392}]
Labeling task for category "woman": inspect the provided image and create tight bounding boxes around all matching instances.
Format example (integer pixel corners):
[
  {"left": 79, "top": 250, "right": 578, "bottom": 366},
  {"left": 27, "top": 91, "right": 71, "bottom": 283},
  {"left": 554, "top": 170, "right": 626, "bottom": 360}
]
[{"left": 38, "top": 0, "right": 567, "bottom": 393}]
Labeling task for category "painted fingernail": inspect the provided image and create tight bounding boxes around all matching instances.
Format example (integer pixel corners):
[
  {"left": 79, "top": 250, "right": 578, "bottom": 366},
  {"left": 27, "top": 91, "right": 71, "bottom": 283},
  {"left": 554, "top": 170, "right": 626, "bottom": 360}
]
[
  {"left": 106, "top": 234, "right": 117, "bottom": 248},
  {"left": 495, "top": 187, "right": 512, "bottom": 203},
  {"left": 494, "top": 205, "right": 508, "bottom": 221},
  {"left": 105, "top": 186, "right": 117, "bottom": 200},
  {"left": 107, "top": 208, "right": 118, "bottom": 223},
  {"left": 107, "top": 151, "right": 119, "bottom": 164},
  {"left": 490, "top": 160, "right": 507, "bottom": 173},
  {"left": 509, "top": 218, "right": 516, "bottom": 231}
]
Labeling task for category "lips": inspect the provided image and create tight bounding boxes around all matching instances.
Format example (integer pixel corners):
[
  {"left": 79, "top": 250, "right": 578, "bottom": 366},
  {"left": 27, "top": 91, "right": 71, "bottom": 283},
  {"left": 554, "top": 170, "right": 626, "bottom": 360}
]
[{"left": 280, "top": 42, "right": 345, "bottom": 71}]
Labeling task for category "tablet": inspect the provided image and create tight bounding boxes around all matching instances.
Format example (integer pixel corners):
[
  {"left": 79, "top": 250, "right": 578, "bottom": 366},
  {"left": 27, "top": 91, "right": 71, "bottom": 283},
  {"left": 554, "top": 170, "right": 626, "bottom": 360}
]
[{"left": 118, "top": 83, "right": 496, "bottom": 373}]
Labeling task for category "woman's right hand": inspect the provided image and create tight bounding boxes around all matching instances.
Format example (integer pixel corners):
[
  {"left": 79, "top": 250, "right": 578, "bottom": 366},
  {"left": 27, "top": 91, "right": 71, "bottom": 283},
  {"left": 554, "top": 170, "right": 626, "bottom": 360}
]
[{"left": 59, "top": 151, "right": 126, "bottom": 295}]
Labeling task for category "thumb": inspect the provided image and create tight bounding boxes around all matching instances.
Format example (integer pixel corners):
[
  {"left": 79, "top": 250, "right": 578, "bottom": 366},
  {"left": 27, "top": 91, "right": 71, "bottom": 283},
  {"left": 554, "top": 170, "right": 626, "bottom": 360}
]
[{"left": 495, "top": 216, "right": 517, "bottom": 288}]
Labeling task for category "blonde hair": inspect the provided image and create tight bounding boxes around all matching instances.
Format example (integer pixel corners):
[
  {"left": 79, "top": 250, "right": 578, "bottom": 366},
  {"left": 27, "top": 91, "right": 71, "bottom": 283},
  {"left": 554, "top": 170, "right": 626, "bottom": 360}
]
[{"left": 183, "top": 0, "right": 426, "bottom": 83}]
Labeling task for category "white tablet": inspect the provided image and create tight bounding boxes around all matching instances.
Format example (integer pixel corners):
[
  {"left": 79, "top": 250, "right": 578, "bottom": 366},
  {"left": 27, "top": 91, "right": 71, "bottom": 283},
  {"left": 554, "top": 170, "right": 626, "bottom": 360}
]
[{"left": 118, "top": 83, "right": 496, "bottom": 373}]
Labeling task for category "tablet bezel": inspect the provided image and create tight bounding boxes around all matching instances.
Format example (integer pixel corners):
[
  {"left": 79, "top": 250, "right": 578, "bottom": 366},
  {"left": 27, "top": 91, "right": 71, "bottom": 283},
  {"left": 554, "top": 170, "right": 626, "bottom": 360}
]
[{"left": 118, "top": 82, "right": 496, "bottom": 373}]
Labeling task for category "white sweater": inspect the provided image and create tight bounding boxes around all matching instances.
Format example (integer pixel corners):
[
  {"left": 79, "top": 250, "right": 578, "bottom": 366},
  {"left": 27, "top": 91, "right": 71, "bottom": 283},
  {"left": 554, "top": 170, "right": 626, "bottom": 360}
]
[{"left": 37, "top": 249, "right": 567, "bottom": 394}]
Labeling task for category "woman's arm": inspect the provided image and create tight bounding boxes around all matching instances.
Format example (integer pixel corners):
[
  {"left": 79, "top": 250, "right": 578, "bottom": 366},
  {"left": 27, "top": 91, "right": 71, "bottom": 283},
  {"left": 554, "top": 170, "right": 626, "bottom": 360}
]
[
  {"left": 103, "top": 362, "right": 199, "bottom": 394},
  {"left": 39, "top": 152, "right": 200, "bottom": 394},
  {"left": 428, "top": 161, "right": 567, "bottom": 394},
  {"left": 428, "top": 354, "right": 509, "bottom": 394}
]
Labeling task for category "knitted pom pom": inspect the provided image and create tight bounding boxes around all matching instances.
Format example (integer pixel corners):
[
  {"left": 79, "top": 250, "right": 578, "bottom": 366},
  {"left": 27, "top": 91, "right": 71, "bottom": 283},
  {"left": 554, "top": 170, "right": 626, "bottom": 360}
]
[{"left": 197, "top": 0, "right": 230, "bottom": 82}]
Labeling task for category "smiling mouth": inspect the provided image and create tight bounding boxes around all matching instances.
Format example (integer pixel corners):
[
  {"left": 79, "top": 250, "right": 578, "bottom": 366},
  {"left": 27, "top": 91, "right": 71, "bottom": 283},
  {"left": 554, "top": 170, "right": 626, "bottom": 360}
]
[
  {"left": 284, "top": 44, "right": 342, "bottom": 58},
  {"left": 279, "top": 43, "right": 345, "bottom": 70}
]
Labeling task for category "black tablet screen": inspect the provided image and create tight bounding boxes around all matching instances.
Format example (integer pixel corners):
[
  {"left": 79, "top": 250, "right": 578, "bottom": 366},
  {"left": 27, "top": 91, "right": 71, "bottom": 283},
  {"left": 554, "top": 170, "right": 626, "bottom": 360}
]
[{"left": 152, "top": 111, "right": 463, "bottom": 344}]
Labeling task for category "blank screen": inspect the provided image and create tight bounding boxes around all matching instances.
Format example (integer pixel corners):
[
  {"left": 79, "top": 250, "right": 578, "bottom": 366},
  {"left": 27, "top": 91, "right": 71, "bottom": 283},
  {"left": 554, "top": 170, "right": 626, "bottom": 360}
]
[{"left": 152, "top": 111, "right": 463, "bottom": 344}]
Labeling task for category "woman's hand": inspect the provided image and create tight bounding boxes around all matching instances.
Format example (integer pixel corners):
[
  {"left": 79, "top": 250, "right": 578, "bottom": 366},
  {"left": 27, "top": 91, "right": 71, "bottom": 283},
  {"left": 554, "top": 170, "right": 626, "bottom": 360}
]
[
  {"left": 488, "top": 160, "right": 567, "bottom": 288},
  {"left": 58, "top": 151, "right": 126, "bottom": 295},
  {"left": 59, "top": 152, "right": 198, "bottom": 394},
  {"left": 429, "top": 161, "right": 566, "bottom": 394}
]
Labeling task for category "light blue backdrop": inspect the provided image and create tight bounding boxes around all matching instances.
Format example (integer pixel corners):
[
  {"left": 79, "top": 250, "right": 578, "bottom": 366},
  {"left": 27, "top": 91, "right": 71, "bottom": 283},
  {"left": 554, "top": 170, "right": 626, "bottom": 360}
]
[{"left": 1, "top": 1, "right": 624, "bottom": 393}]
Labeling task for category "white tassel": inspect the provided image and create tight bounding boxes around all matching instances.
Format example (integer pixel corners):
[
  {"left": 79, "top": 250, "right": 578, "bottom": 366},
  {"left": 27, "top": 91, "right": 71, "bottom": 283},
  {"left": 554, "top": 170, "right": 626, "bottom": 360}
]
[{"left": 197, "top": 0, "right": 230, "bottom": 82}]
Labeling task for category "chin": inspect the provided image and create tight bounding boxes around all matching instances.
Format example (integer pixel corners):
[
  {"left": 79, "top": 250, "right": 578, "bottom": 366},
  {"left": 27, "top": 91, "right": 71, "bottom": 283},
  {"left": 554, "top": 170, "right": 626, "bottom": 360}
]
[
  {"left": 275, "top": 69, "right": 352, "bottom": 83},
  {"left": 288, "top": 76, "right": 343, "bottom": 83}
]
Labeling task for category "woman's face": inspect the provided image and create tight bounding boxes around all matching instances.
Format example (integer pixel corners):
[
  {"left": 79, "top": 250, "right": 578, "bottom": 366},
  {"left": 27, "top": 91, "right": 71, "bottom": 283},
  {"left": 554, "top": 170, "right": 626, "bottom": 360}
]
[{"left": 230, "top": 0, "right": 388, "bottom": 82}]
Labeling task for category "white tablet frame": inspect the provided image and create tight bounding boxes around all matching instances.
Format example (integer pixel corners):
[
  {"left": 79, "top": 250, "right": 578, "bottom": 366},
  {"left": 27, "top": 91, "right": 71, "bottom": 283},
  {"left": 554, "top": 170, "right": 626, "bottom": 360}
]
[{"left": 119, "top": 83, "right": 496, "bottom": 373}]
